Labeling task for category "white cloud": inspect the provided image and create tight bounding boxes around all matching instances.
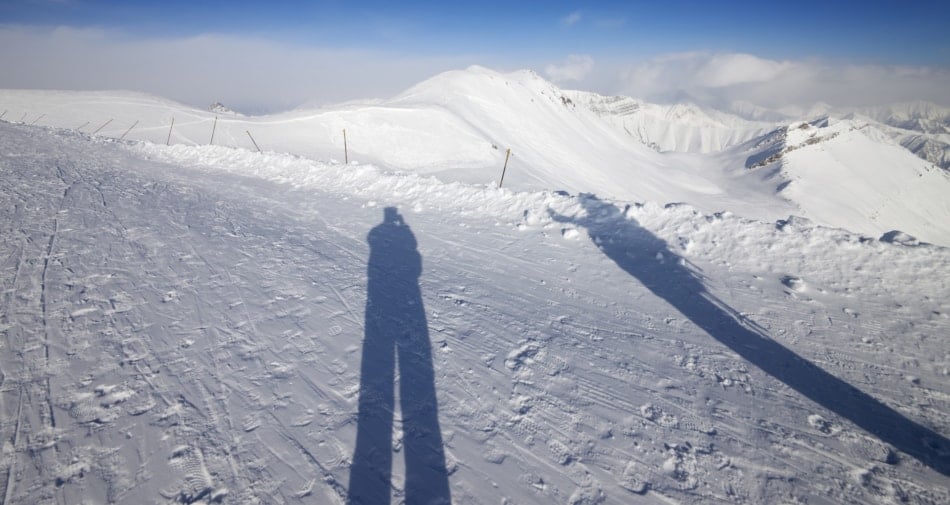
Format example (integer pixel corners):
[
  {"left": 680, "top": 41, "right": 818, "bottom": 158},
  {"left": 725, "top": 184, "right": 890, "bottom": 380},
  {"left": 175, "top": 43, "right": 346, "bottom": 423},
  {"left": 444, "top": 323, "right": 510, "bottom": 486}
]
[
  {"left": 618, "top": 52, "right": 950, "bottom": 110},
  {"left": 0, "top": 25, "right": 470, "bottom": 113},
  {"left": 691, "top": 53, "right": 789, "bottom": 88},
  {"left": 3, "top": 25, "right": 948, "bottom": 114},
  {"left": 562, "top": 11, "right": 582, "bottom": 26},
  {"left": 545, "top": 54, "right": 595, "bottom": 83}
]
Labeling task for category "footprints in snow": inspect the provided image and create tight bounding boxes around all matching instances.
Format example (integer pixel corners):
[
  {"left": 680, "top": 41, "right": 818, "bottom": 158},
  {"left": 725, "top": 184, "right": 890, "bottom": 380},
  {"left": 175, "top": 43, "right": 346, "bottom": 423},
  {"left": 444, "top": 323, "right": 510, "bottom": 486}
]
[
  {"left": 163, "top": 445, "right": 227, "bottom": 504},
  {"left": 61, "top": 383, "right": 136, "bottom": 426}
]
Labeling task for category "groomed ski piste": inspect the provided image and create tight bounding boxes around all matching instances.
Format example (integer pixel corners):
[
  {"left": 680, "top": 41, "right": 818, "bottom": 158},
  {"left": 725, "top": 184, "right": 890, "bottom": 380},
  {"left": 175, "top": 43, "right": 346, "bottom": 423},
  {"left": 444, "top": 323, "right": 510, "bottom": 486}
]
[{"left": 1, "top": 70, "right": 949, "bottom": 504}]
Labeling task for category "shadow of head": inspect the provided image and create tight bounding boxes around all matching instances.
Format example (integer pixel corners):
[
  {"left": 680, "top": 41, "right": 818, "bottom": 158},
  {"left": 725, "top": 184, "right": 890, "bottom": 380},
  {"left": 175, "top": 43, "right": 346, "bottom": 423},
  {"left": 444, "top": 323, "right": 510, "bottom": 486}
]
[{"left": 384, "top": 206, "right": 404, "bottom": 225}]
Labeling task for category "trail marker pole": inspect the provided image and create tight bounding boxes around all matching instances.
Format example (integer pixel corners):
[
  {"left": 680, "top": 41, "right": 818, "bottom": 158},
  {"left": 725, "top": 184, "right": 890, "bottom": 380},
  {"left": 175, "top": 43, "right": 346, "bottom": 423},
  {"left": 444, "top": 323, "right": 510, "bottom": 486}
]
[
  {"left": 343, "top": 128, "right": 348, "bottom": 164},
  {"left": 92, "top": 118, "right": 113, "bottom": 134},
  {"left": 210, "top": 116, "right": 218, "bottom": 145},
  {"left": 498, "top": 148, "right": 512, "bottom": 188},
  {"left": 76, "top": 121, "right": 90, "bottom": 131},
  {"left": 19, "top": 113, "right": 27, "bottom": 122},
  {"left": 246, "top": 130, "right": 262, "bottom": 152},
  {"left": 30, "top": 114, "right": 45, "bottom": 126},
  {"left": 119, "top": 120, "right": 139, "bottom": 140},
  {"left": 0, "top": 110, "right": 7, "bottom": 120},
  {"left": 166, "top": 117, "right": 175, "bottom": 145}
]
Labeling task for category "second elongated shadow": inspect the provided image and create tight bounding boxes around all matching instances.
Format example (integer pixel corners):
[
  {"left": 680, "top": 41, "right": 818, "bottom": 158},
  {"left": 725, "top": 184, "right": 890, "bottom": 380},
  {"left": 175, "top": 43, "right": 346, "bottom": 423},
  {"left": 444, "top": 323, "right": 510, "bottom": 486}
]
[
  {"left": 551, "top": 194, "right": 949, "bottom": 476},
  {"left": 348, "top": 207, "right": 452, "bottom": 505}
]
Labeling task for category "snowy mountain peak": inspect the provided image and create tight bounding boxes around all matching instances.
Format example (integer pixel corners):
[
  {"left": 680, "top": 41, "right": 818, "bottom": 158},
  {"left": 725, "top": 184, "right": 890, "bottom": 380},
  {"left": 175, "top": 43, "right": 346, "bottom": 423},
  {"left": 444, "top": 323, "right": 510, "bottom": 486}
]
[{"left": 396, "top": 65, "right": 568, "bottom": 107}]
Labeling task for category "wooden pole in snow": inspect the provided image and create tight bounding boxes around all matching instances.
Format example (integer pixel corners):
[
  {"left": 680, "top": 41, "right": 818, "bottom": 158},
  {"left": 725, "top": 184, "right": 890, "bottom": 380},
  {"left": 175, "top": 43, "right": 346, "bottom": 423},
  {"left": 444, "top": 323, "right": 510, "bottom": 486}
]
[
  {"left": 19, "top": 113, "right": 27, "bottom": 122},
  {"left": 166, "top": 117, "right": 175, "bottom": 145},
  {"left": 210, "top": 116, "right": 218, "bottom": 145},
  {"left": 0, "top": 110, "right": 7, "bottom": 120},
  {"left": 29, "top": 114, "right": 45, "bottom": 126},
  {"left": 76, "top": 121, "right": 90, "bottom": 131},
  {"left": 246, "top": 130, "right": 262, "bottom": 152},
  {"left": 119, "top": 120, "right": 139, "bottom": 140},
  {"left": 343, "top": 128, "right": 348, "bottom": 164},
  {"left": 498, "top": 148, "right": 512, "bottom": 188},
  {"left": 92, "top": 118, "right": 113, "bottom": 134}
]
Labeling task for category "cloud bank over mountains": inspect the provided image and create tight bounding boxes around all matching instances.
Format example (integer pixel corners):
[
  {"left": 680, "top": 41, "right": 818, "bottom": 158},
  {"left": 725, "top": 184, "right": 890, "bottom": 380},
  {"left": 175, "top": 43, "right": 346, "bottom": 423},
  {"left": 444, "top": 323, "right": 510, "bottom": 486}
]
[
  {"left": 2, "top": 24, "right": 948, "bottom": 114},
  {"left": 0, "top": 25, "right": 468, "bottom": 113},
  {"left": 612, "top": 52, "right": 950, "bottom": 111},
  {"left": 545, "top": 54, "right": 596, "bottom": 83}
]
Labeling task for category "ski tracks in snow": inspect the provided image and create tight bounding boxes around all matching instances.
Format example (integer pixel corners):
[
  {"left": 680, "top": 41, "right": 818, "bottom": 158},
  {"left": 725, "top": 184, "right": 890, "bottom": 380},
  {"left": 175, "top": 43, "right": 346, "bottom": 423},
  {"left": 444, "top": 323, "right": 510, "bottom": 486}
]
[
  {"left": 0, "top": 126, "right": 372, "bottom": 503},
  {"left": 1, "top": 124, "right": 948, "bottom": 504}
]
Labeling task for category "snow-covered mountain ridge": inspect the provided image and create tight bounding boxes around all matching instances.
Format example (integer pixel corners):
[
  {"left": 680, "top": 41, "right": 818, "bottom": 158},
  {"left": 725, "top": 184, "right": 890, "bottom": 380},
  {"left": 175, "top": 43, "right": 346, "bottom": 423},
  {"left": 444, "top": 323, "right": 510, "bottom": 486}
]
[
  {"left": 852, "top": 101, "right": 950, "bottom": 135},
  {"left": 565, "top": 91, "right": 776, "bottom": 153},
  {"left": 734, "top": 115, "right": 950, "bottom": 243},
  {"left": 570, "top": 91, "right": 950, "bottom": 170},
  {"left": 2, "top": 66, "right": 949, "bottom": 246}
]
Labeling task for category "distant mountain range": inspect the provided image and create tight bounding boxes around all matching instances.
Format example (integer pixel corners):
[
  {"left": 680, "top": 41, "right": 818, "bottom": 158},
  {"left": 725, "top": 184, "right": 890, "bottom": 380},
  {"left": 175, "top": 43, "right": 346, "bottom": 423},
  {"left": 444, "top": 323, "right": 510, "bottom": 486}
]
[{"left": 569, "top": 89, "right": 950, "bottom": 170}]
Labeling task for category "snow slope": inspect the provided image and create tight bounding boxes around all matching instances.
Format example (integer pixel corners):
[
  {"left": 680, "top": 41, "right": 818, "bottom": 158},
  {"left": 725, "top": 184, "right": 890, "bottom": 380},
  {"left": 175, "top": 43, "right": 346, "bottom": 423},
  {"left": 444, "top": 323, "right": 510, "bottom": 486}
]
[
  {"left": 1, "top": 122, "right": 948, "bottom": 504},
  {"left": 0, "top": 75, "right": 785, "bottom": 222},
  {"left": 566, "top": 92, "right": 775, "bottom": 153},
  {"left": 739, "top": 117, "right": 950, "bottom": 245},
  {"left": 845, "top": 106, "right": 950, "bottom": 170},
  {"left": 2, "top": 66, "right": 950, "bottom": 247}
]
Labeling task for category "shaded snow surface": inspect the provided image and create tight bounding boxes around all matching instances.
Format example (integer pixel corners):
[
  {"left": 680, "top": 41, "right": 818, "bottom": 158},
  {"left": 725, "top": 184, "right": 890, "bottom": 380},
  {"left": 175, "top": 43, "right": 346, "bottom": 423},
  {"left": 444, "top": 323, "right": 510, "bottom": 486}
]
[{"left": 1, "top": 122, "right": 948, "bottom": 504}]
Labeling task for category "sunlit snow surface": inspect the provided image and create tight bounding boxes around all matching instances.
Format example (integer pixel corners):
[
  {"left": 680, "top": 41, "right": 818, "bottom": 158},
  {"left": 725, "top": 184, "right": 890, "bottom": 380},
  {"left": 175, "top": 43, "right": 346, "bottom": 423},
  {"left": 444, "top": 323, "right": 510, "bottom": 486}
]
[
  {"left": 1, "top": 120, "right": 948, "bottom": 504},
  {"left": 2, "top": 66, "right": 950, "bottom": 246}
]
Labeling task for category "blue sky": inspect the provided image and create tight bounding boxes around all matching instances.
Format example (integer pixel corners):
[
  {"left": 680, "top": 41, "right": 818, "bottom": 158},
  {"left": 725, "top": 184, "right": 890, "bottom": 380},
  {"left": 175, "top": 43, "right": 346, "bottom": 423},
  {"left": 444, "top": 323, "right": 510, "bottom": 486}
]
[{"left": 2, "top": 0, "right": 949, "bottom": 112}]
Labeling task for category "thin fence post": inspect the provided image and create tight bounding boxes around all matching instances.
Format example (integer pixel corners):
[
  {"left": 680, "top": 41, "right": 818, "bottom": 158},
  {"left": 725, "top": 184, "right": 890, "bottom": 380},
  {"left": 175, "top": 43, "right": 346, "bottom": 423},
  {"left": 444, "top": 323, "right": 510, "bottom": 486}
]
[
  {"left": 19, "top": 113, "right": 27, "bottom": 122},
  {"left": 119, "top": 120, "right": 139, "bottom": 140},
  {"left": 0, "top": 110, "right": 7, "bottom": 120},
  {"left": 246, "top": 130, "right": 262, "bottom": 152},
  {"left": 92, "top": 118, "right": 113, "bottom": 134},
  {"left": 498, "top": 148, "right": 512, "bottom": 188},
  {"left": 29, "top": 114, "right": 45, "bottom": 126},
  {"left": 166, "top": 117, "right": 175, "bottom": 145},
  {"left": 343, "top": 128, "right": 348, "bottom": 164},
  {"left": 210, "top": 116, "right": 218, "bottom": 145},
  {"left": 76, "top": 121, "right": 90, "bottom": 131}
]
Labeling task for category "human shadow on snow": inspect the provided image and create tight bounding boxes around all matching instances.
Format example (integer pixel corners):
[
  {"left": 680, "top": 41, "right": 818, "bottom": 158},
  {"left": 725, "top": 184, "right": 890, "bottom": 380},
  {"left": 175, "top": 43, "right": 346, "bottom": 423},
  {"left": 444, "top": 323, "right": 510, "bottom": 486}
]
[
  {"left": 551, "top": 194, "right": 949, "bottom": 476},
  {"left": 348, "top": 207, "right": 452, "bottom": 504}
]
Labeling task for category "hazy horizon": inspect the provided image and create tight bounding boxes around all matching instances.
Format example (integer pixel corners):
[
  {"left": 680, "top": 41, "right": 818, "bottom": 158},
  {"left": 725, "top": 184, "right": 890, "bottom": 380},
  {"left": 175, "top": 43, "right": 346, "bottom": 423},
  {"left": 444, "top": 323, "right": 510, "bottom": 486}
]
[{"left": 2, "top": 1, "right": 949, "bottom": 113}]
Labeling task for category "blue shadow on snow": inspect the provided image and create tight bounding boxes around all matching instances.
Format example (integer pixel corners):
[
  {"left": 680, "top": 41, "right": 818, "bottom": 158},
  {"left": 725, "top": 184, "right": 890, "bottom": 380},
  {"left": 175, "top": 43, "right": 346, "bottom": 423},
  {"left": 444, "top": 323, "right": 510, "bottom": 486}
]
[
  {"left": 551, "top": 194, "right": 949, "bottom": 476},
  {"left": 347, "top": 207, "right": 452, "bottom": 505}
]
